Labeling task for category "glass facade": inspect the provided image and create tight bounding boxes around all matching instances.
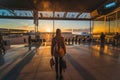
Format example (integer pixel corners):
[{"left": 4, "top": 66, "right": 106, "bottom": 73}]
[
  {"left": 93, "top": 8, "right": 120, "bottom": 36},
  {"left": 93, "top": 17, "right": 105, "bottom": 34},
  {"left": 92, "top": 7, "right": 120, "bottom": 44},
  {"left": 106, "top": 13, "right": 117, "bottom": 34},
  {"left": 118, "top": 11, "right": 120, "bottom": 32}
]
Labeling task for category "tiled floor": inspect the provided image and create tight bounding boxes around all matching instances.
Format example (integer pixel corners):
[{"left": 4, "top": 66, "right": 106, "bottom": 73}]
[
  {"left": 16, "top": 45, "right": 120, "bottom": 80},
  {"left": 1, "top": 44, "right": 120, "bottom": 80},
  {"left": 0, "top": 44, "right": 35, "bottom": 80}
]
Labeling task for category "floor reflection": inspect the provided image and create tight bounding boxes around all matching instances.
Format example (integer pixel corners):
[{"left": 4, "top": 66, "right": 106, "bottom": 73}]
[
  {"left": 99, "top": 46, "right": 104, "bottom": 55},
  {"left": 0, "top": 53, "right": 5, "bottom": 66},
  {"left": 92, "top": 45, "right": 120, "bottom": 59}
]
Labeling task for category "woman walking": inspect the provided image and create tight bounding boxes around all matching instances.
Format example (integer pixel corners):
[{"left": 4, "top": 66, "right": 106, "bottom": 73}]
[{"left": 51, "top": 29, "right": 66, "bottom": 80}]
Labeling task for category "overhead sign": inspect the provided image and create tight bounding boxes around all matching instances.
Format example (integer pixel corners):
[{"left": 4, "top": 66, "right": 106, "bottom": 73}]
[{"left": 105, "top": 2, "right": 116, "bottom": 9}]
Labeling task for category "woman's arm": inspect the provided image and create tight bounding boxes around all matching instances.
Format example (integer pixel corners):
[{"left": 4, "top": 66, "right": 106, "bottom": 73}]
[
  {"left": 51, "top": 38, "right": 53, "bottom": 56},
  {"left": 63, "top": 37, "right": 66, "bottom": 54}
]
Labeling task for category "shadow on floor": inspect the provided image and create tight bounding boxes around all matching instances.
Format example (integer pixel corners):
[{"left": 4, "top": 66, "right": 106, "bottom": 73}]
[
  {"left": 1, "top": 49, "right": 36, "bottom": 80},
  {"left": 0, "top": 53, "right": 5, "bottom": 66}
]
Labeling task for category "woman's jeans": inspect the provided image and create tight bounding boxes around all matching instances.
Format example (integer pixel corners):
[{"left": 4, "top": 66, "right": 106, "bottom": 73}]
[{"left": 55, "top": 57, "right": 62, "bottom": 76}]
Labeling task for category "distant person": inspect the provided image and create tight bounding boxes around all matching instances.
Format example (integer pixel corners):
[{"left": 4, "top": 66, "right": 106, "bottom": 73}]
[
  {"left": 68, "top": 38, "right": 71, "bottom": 45},
  {"left": 113, "top": 32, "right": 119, "bottom": 46},
  {"left": 51, "top": 29, "right": 66, "bottom": 80},
  {"left": 65, "top": 38, "right": 67, "bottom": 45},
  {"left": 100, "top": 32, "right": 105, "bottom": 47},
  {"left": 82, "top": 37, "right": 86, "bottom": 43},
  {"left": 28, "top": 35, "right": 31, "bottom": 50},
  {"left": 78, "top": 38, "right": 81, "bottom": 45},
  {"left": 72, "top": 37, "right": 74, "bottom": 45},
  {"left": 75, "top": 38, "right": 78, "bottom": 44},
  {"left": 24, "top": 38, "right": 26, "bottom": 43},
  {"left": 43, "top": 39, "right": 46, "bottom": 46},
  {"left": 87, "top": 36, "right": 92, "bottom": 45},
  {"left": 36, "top": 35, "right": 40, "bottom": 42},
  {"left": 35, "top": 35, "right": 41, "bottom": 47},
  {"left": 0, "top": 33, "right": 5, "bottom": 55},
  {"left": 40, "top": 39, "right": 42, "bottom": 45}
]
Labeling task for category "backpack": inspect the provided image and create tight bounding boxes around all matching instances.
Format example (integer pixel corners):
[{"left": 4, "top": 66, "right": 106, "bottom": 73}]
[
  {"left": 54, "top": 41, "right": 59, "bottom": 53},
  {"left": 54, "top": 39, "right": 65, "bottom": 57}
]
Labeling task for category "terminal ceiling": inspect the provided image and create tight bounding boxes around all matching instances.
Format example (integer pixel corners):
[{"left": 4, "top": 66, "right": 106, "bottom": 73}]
[{"left": 0, "top": 0, "right": 112, "bottom": 20}]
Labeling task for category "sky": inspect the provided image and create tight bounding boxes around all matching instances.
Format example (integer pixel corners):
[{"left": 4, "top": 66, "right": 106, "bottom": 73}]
[
  {"left": 0, "top": 9, "right": 91, "bottom": 32},
  {"left": 0, "top": 19, "right": 90, "bottom": 32}
]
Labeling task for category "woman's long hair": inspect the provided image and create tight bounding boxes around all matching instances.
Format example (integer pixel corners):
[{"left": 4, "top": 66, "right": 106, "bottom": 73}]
[{"left": 56, "top": 29, "right": 61, "bottom": 37}]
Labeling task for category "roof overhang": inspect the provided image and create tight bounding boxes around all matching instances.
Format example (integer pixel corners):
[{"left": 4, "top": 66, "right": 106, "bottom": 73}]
[{"left": 0, "top": 0, "right": 114, "bottom": 20}]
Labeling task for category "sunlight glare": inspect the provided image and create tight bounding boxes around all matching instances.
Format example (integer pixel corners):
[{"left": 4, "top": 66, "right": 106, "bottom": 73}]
[{"left": 46, "top": 28, "right": 51, "bottom": 32}]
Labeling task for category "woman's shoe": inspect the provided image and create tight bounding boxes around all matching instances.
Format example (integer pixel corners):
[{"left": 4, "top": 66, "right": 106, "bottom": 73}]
[
  {"left": 56, "top": 74, "right": 58, "bottom": 80},
  {"left": 60, "top": 75, "right": 63, "bottom": 80}
]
